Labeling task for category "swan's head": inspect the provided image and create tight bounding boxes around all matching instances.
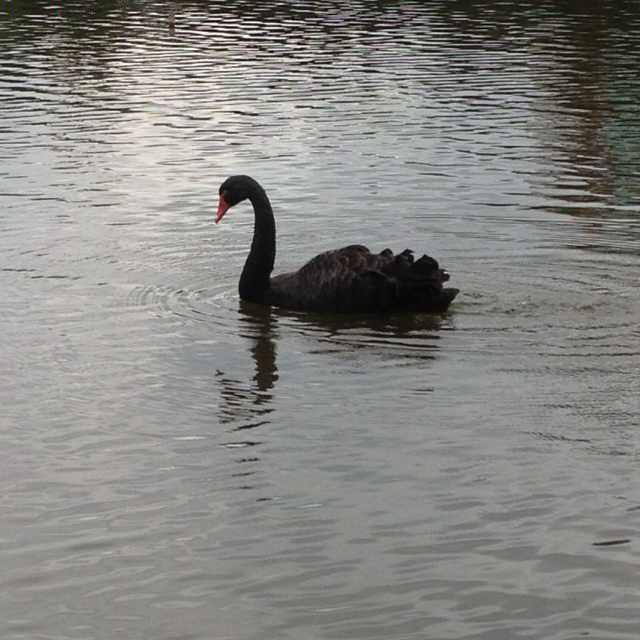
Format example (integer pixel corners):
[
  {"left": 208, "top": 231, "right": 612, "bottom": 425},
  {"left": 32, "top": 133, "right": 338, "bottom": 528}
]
[{"left": 216, "top": 175, "right": 256, "bottom": 223}]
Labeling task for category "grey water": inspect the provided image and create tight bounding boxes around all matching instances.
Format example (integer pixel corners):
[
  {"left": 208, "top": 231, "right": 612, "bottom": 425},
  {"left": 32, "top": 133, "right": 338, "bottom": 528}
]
[{"left": 1, "top": 1, "right": 639, "bottom": 638}]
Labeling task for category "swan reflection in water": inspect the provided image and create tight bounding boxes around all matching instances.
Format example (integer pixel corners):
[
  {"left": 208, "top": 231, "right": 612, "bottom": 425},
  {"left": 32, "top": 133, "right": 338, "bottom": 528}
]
[
  {"left": 215, "top": 303, "right": 279, "bottom": 492},
  {"left": 216, "top": 302, "right": 279, "bottom": 431},
  {"left": 216, "top": 302, "right": 450, "bottom": 430},
  {"left": 216, "top": 301, "right": 450, "bottom": 490}
]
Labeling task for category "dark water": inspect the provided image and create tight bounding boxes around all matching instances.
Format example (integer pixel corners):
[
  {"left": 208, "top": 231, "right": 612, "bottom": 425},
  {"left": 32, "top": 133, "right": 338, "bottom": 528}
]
[{"left": 2, "top": 1, "right": 640, "bottom": 638}]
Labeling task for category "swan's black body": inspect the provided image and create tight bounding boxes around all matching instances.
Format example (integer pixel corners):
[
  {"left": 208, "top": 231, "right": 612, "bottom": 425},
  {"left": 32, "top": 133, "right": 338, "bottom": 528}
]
[{"left": 216, "top": 175, "right": 458, "bottom": 313}]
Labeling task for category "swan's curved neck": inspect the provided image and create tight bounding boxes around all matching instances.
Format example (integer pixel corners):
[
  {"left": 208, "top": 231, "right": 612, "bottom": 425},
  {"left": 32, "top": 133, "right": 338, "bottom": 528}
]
[{"left": 239, "top": 181, "right": 276, "bottom": 302}]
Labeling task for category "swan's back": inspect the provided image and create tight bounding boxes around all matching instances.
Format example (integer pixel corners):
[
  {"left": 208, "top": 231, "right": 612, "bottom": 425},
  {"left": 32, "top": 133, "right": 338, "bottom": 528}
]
[{"left": 267, "top": 245, "right": 458, "bottom": 313}]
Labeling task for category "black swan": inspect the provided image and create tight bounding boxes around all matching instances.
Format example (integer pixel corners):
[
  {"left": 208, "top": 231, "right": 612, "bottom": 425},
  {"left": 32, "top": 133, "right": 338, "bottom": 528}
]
[{"left": 216, "top": 175, "right": 459, "bottom": 313}]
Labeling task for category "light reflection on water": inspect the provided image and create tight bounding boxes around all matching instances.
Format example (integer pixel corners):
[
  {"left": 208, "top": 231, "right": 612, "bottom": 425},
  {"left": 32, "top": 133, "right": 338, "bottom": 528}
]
[{"left": 1, "top": 2, "right": 640, "bottom": 639}]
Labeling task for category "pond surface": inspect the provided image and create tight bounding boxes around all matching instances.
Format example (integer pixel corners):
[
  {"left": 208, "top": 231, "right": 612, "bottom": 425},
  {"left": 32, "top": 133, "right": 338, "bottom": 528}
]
[{"left": 1, "top": 1, "right": 640, "bottom": 638}]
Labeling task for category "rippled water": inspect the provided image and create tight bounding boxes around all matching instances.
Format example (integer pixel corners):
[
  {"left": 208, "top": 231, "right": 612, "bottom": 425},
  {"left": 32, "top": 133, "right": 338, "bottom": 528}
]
[{"left": 2, "top": 1, "right": 640, "bottom": 638}]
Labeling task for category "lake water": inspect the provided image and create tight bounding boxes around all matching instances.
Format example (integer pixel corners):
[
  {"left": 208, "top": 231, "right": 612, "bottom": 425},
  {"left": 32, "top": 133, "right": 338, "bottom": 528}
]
[{"left": 1, "top": 1, "right": 639, "bottom": 638}]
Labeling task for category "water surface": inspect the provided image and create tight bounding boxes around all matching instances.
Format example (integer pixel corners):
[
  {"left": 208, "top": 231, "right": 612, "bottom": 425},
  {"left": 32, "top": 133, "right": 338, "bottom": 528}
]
[{"left": 1, "top": 2, "right": 640, "bottom": 639}]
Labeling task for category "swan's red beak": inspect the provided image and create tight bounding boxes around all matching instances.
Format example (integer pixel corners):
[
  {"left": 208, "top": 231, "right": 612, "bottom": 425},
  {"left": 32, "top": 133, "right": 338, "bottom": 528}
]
[{"left": 215, "top": 194, "right": 230, "bottom": 224}]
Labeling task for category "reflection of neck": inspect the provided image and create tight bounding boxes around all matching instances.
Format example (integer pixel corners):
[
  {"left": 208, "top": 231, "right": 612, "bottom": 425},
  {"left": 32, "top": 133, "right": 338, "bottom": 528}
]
[
  {"left": 240, "top": 301, "right": 278, "bottom": 396},
  {"left": 239, "top": 183, "right": 276, "bottom": 303},
  {"left": 252, "top": 331, "right": 278, "bottom": 395}
]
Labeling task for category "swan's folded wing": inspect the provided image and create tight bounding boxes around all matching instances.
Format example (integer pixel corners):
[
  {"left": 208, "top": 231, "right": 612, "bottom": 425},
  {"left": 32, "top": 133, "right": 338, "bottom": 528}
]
[
  {"left": 268, "top": 245, "right": 456, "bottom": 313},
  {"left": 268, "top": 245, "right": 396, "bottom": 312}
]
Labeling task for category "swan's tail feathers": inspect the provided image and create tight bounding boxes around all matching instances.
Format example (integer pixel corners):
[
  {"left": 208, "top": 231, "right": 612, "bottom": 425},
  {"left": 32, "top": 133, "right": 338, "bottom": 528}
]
[{"left": 397, "top": 252, "right": 459, "bottom": 312}]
